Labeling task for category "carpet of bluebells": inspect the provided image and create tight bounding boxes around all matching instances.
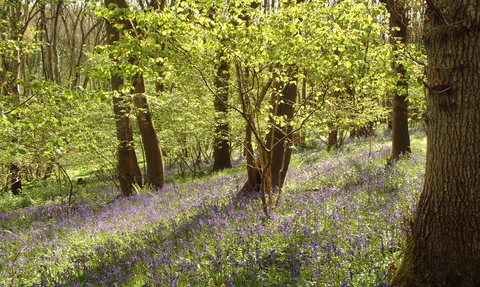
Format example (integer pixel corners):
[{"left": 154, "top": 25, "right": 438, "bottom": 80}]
[{"left": 0, "top": 133, "right": 425, "bottom": 286}]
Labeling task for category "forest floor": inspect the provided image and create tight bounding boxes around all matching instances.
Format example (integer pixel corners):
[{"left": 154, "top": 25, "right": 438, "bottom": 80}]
[{"left": 0, "top": 130, "right": 426, "bottom": 286}]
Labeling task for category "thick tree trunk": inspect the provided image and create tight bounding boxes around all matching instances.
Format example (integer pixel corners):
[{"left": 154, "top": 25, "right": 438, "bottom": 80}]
[
  {"left": 391, "top": 1, "right": 480, "bottom": 286},
  {"left": 382, "top": 0, "right": 411, "bottom": 161},
  {"left": 132, "top": 74, "right": 165, "bottom": 189},
  {"left": 212, "top": 56, "right": 232, "bottom": 171},
  {"left": 390, "top": 92, "right": 410, "bottom": 160}
]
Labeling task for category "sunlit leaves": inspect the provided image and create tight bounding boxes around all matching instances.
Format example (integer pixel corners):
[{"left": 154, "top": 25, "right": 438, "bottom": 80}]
[{"left": 84, "top": 0, "right": 417, "bottom": 171}]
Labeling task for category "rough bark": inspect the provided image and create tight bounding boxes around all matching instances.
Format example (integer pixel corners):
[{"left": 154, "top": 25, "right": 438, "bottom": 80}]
[
  {"left": 391, "top": 1, "right": 480, "bottom": 286},
  {"left": 381, "top": 0, "right": 411, "bottom": 161},
  {"left": 212, "top": 56, "right": 232, "bottom": 172}
]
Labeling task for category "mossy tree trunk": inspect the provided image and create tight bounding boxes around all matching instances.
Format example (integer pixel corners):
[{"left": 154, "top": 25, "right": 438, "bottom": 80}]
[{"left": 391, "top": 0, "right": 480, "bottom": 285}]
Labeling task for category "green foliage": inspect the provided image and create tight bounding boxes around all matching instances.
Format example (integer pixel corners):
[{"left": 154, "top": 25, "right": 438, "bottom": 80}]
[{"left": 0, "top": 132, "right": 425, "bottom": 286}]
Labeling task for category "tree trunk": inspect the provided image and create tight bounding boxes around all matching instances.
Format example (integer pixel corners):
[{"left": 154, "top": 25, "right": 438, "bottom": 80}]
[
  {"left": 391, "top": 1, "right": 480, "bottom": 286},
  {"left": 104, "top": 0, "right": 143, "bottom": 197},
  {"left": 240, "top": 122, "right": 261, "bottom": 194},
  {"left": 382, "top": 0, "right": 411, "bottom": 161},
  {"left": 10, "top": 163, "right": 22, "bottom": 196},
  {"left": 105, "top": 0, "right": 165, "bottom": 190},
  {"left": 132, "top": 73, "right": 165, "bottom": 189},
  {"left": 390, "top": 92, "right": 410, "bottom": 160},
  {"left": 1, "top": 6, "right": 23, "bottom": 196},
  {"left": 111, "top": 78, "right": 143, "bottom": 196},
  {"left": 267, "top": 76, "right": 297, "bottom": 190},
  {"left": 212, "top": 56, "right": 232, "bottom": 171},
  {"left": 327, "top": 128, "right": 338, "bottom": 151}
]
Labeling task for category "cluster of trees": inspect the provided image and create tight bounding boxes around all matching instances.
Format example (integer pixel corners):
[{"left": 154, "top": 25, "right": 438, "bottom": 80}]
[
  {"left": 1, "top": 0, "right": 423, "bottom": 199},
  {"left": 3, "top": 0, "right": 480, "bottom": 284}
]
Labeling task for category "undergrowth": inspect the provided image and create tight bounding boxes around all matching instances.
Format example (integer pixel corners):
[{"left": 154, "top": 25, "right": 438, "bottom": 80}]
[{"left": 0, "top": 132, "right": 425, "bottom": 286}]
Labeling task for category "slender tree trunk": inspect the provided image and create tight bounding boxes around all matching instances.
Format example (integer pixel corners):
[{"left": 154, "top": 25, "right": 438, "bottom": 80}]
[
  {"left": 105, "top": 0, "right": 165, "bottom": 192},
  {"left": 382, "top": 0, "right": 411, "bottom": 161},
  {"left": 132, "top": 73, "right": 165, "bottom": 189},
  {"left": 327, "top": 128, "right": 338, "bottom": 151},
  {"left": 51, "top": 2, "right": 62, "bottom": 84},
  {"left": 104, "top": 0, "right": 143, "bottom": 196},
  {"left": 111, "top": 76, "right": 143, "bottom": 196},
  {"left": 1, "top": 6, "right": 23, "bottom": 196},
  {"left": 240, "top": 122, "right": 261, "bottom": 194},
  {"left": 39, "top": 2, "right": 62, "bottom": 84},
  {"left": 10, "top": 163, "right": 22, "bottom": 196},
  {"left": 212, "top": 55, "right": 232, "bottom": 171},
  {"left": 391, "top": 1, "right": 480, "bottom": 285},
  {"left": 267, "top": 75, "right": 297, "bottom": 190}
]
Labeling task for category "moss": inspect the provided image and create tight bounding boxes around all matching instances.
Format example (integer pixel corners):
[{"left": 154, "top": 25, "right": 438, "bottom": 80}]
[
  {"left": 390, "top": 244, "right": 420, "bottom": 287},
  {"left": 392, "top": 248, "right": 480, "bottom": 287}
]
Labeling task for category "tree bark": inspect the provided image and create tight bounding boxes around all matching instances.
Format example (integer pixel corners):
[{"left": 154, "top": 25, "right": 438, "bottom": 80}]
[
  {"left": 327, "top": 128, "right": 338, "bottom": 151},
  {"left": 10, "top": 163, "right": 22, "bottom": 196},
  {"left": 132, "top": 73, "right": 165, "bottom": 189},
  {"left": 111, "top": 76, "right": 143, "bottom": 196},
  {"left": 381, "top": 0, "right": 411, "bottom": 161},
  {"left": 212, "top": 55, "right": 232, "bottom": 171},
  {"left": 240, "top": 122, "right": 261, "bottom": 194},
  {"left": 104, "top": 0, "right": 143, "bottom": 196},
  {"left": 105, "top": 0, "right": 165, "bottom": 192},
  {"left": 267, "top": 74, "right": 297, "bottom": 190},
  {"left": 391, "top": 0, "right": 480, "bottom": 285}
]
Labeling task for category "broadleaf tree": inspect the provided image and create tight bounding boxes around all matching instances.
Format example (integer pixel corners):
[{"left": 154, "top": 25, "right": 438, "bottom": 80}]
[
  {"left": 391, "top": 0, "right": 480, "bottom": 285},
  {"left": 172, "top": 0, "right": 393, "bottom": 217}
]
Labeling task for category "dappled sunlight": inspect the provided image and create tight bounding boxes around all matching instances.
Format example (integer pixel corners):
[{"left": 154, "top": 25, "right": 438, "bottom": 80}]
[{"left": 0, "top": 134, "right": 425, "bottom": 286}]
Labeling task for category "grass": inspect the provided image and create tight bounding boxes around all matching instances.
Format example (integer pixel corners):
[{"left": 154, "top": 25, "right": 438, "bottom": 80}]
[{"left": 0, "top": 131, "right": 425, "bottom": 286}]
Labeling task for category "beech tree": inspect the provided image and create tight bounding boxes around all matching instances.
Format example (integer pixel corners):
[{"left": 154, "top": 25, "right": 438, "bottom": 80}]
[
  {"left": 103, "top": 0, "right": 143, "bottom": 196},
  {"left": 381, "top": 0, "right": 411, "bottom": 161},
  {"left": 203, "top": 0, "right": 391, "bottom": 217},
  {"left": 212, "top": 48, "right": 232, "bottom": 172},
  {"left": 391, "top": 0, "right": 480, "bottom": 285}
]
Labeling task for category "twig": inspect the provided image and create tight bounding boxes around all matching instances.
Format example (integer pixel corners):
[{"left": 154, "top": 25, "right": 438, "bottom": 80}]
[
  {"left": 54, "top": 162, "right": 75, "bottom": 209},
  {"left": 3, "top": 93, "right": 37, "bottom": 115},
  {"left": 94, "top": 149, "right": 121, "bottom": 191}
]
